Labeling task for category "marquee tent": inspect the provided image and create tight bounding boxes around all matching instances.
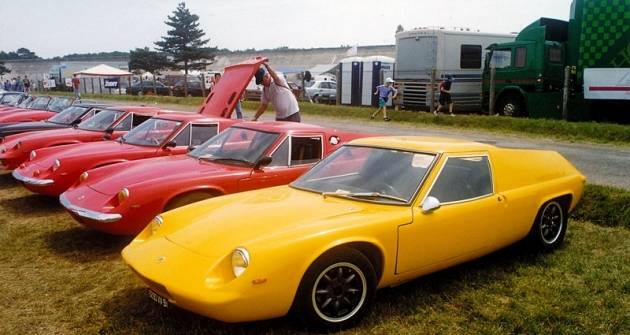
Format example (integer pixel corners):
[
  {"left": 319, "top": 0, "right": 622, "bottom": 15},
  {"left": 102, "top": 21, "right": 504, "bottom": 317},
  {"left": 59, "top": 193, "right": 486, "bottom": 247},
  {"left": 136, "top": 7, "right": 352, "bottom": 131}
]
[{"left": 74, "top": 64, "right": 133, "bottom": 76}]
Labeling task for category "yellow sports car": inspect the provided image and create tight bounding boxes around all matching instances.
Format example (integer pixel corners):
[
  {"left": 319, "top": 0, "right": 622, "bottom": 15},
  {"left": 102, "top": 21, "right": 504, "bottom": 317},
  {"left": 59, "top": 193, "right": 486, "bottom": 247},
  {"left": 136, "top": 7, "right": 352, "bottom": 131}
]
[{"left": 122, "top": 136, "right": 586, "bottom": 330}]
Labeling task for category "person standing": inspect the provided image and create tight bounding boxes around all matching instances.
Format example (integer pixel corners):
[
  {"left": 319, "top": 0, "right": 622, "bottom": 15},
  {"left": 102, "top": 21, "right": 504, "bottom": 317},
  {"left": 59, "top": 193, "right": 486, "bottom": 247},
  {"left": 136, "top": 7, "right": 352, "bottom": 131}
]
[
  {"left": 72, "top": 74, "right": 81, "bottom": 99},
  {"left": 251, "top": 62, "right": 300, "bottom": 122},
  {"left": 371, "top": 77, "right": 397, "bottom": 122},
  {"left": 23, "top": 76, "right": 31, "bottom": 92},
  {"left": 435, "top": 76, "right": 455, "bottom": 117},
  {"left": 4, "top": 79, "right": 11, "bottom": 91},
  {"left": 16, "top": 76, "right": 24, "bottom": 92}
]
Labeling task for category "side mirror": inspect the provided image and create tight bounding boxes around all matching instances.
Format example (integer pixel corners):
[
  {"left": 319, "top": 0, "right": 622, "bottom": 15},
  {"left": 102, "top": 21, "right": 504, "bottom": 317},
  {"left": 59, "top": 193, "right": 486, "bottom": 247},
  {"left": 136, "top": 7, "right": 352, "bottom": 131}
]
[
  {"left": 253, "top": 156, "right": 272, "bottom": 170},
  {"left": 421, "top": 196, "right": 441, "bottom": 214},
  {"left": 103, "top": 133, "right": 111, "bottom": 140},
  {"left": 163, "top": 140, "right": 177, "bottom": 149}
]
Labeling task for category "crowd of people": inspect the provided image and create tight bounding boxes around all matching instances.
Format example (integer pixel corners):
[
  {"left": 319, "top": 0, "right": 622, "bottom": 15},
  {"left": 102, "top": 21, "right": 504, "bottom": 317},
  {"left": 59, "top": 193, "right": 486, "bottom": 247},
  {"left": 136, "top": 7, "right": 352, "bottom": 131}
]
[{"left": 3, "top": 75, "right": 31, "bottom": 92}]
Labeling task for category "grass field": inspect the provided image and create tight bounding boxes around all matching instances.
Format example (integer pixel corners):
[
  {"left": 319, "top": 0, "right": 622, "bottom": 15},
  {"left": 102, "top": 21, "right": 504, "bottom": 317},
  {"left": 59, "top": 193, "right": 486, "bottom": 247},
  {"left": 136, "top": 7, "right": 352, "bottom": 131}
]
[{"left": 1, "top": 95, "right": 629, "bottom": 334}]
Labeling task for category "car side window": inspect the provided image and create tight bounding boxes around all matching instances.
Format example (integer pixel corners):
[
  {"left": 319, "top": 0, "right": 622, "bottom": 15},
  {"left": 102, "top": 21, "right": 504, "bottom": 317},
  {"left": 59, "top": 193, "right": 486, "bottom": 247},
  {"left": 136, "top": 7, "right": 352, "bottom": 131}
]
[
  {"left": 290, "top": 136, "right": 322, "bottom": 165},
  {"left": 113, "top": 115, "right": 131, "bottom": 131},
  {"left": 131, "top": 115, "right": 153, "bottom": 129},
  {"left": 173, "top": 123, "right": 218, "bottom": 147},
  {"left": 269, "top": 138, "right": 289, "bottom": 167},
  {"left": 427, "top": 155, "right": 492, "bottom": 204}
]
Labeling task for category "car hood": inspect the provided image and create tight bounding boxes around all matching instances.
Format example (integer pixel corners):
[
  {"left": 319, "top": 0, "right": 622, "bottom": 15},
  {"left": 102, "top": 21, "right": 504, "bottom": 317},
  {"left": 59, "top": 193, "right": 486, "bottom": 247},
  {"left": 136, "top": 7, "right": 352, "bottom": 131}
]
[
  {"left": 162, "top": 187, "right": 375, "bottom": 258},
  {"left": 86, "top": 155, "right": 227, "bottom": 195},
  {"left": 34, "top": 141, "right": 150, "bottom": 164}
]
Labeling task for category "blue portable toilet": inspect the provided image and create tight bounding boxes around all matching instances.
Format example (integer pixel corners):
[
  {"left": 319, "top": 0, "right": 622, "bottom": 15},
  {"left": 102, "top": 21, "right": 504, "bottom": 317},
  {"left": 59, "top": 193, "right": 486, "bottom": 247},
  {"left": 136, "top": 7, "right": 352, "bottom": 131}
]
[
  {"left": 362, "top": 56, "right": 395, "bottom": 107},
  {"left": 339, "top": 57, "right": 363, "bottom": 106}
]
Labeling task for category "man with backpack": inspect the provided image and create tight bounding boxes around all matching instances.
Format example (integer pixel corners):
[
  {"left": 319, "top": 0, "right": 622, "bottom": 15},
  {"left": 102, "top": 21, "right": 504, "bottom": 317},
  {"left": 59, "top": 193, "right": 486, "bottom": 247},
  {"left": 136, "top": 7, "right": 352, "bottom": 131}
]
[{"left": 435, "top": 76, "right": 455, "bottom": 117}]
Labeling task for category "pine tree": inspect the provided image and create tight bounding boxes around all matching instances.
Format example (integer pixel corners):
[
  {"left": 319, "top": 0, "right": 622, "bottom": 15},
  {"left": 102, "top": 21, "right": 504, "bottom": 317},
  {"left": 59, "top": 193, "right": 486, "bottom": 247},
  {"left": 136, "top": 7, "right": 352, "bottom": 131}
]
[{"left": 154, "top": 2, "right": 216, "bottom": 88}]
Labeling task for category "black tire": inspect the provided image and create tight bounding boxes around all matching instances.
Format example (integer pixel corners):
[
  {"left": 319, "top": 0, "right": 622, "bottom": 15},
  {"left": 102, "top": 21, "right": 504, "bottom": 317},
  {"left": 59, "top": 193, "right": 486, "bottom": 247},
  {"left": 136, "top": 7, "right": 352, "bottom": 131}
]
[
  {"left": 164, "top": 192, "right": 213, "bottom": 211},
  {"left": 497, "top": 94, "right": 526, "bottom": 117},
  {"left": 527, "top": 200, "right": 567, "bottom": 251},
  {"left": 293, "top": 247, "right": 377, "bottom": 331}
]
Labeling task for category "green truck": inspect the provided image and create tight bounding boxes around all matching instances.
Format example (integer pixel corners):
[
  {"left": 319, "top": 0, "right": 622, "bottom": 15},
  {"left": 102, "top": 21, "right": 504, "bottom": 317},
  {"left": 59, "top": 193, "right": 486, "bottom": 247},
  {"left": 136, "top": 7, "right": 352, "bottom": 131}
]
[{"left": 481, "top": 0, "right": 630, "bottom": 123}]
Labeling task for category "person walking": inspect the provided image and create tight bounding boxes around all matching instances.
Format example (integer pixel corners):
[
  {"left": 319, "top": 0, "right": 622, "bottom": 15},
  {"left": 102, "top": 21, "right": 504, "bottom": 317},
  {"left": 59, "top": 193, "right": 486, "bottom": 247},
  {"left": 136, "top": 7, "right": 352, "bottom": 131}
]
[
  {"left": 435, "top": 76, "right": 455, "bottom": 117},
  {"left": 251, "top": 62, "right": 301, "bottom": 122},
  {"left": 71, "top": 74, "right": 81, "bottom": 99},
  {"left": 371, "top": 77, "right": 397, "bottom": 122}
]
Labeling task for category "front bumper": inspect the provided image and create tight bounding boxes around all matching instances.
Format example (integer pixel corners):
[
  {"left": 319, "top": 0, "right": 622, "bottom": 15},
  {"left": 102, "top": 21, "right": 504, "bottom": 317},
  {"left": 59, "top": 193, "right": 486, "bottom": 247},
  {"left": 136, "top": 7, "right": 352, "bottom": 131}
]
[
  {"left": 12, "top": 169, "right": 54, "bottom": 186},
  {"left": 60, "top": 193, "right": 122, "bottom": 223}
]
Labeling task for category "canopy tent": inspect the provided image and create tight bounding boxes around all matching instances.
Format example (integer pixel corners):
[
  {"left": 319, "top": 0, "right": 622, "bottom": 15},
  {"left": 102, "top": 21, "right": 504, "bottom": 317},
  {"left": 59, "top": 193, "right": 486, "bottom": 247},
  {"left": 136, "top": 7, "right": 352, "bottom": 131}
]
[{"left": 74, "top": 64, "right": 133, "bottom": 76}]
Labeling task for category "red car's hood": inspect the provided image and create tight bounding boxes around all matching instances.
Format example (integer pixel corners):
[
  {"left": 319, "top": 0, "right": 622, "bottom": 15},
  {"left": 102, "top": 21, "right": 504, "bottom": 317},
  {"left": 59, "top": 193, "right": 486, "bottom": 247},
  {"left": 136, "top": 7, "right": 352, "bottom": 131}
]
[
  {"left": 0, "top": 110, "right": 55, "bottom": 122},
  {"left": 85, "top": 155, "right": 227, "bottom": 195},
  {"left": 197, "top": 56, "right": 267, "bottom": 118},
  {"left": 3, "top": 128, "right": 104, "bottom": 147},
  {"left": 32, "top": 141, "right": 155, "bottom": 166}
]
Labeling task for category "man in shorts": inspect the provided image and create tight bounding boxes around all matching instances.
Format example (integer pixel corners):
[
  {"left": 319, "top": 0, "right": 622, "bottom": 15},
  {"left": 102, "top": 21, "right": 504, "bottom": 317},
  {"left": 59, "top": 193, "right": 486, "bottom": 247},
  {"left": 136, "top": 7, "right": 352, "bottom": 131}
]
[
  {"left": 371, "top": 77, "right": 397, "bottom": 122},
  {"left": 435, "top": 76, "right": 455, "bottom": 117}
]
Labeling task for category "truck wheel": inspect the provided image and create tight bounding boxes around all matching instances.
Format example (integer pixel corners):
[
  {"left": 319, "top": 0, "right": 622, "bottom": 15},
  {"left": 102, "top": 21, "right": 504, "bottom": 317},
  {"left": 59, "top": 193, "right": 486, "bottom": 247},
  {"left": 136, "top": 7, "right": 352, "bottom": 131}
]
[
  {"left": 497, "top": 94, "right": 525, "bottom": 117},
  {"left": 293, "top": 247, "right": 376, "bottom": 331}
]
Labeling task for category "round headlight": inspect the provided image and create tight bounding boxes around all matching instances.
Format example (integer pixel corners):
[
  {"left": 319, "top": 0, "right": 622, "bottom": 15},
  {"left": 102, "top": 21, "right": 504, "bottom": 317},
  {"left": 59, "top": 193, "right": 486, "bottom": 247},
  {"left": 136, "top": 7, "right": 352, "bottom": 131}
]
[
  {"left": 29, "top": 150, "right": 36, "bottom": 161},
  {"left": 150, "top": 215, "right": 163, "bottom": 235},
  {"left": 117, "top": 188, "right": 129, "bottom": 205},
  {"left": 79, "top": 172, "right": 88, "bottom": 184},
  {"left": 231, "top": 247, "right": 250, "bottom": 277},
  {"left": 52, "top": 159, "right": 61, "bottom": 171}
]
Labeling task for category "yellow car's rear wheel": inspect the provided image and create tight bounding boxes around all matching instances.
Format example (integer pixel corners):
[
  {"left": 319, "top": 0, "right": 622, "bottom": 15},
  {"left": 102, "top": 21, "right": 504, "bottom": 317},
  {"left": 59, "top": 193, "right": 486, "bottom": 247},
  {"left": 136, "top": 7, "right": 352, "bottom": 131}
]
[{"left": 293, "top": 247, "right": 376, "bottom": 331}]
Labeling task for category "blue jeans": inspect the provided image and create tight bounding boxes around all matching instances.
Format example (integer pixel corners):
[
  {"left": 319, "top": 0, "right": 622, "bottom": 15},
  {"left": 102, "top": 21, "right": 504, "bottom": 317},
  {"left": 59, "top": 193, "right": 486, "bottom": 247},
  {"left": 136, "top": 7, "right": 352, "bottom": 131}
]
[
  {"left": 74, "top": 87, "right": 81, "bottom": 99},
  {"left": 234, "top": 101, "right": 243, "bottom": 119}
]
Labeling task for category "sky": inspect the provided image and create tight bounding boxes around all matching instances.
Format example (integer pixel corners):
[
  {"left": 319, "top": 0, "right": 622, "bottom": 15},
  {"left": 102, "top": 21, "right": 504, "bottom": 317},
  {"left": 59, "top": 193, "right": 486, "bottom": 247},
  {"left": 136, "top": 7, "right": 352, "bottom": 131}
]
[{"left": 0, "top": 0, "right": 574, "bottom": 59}]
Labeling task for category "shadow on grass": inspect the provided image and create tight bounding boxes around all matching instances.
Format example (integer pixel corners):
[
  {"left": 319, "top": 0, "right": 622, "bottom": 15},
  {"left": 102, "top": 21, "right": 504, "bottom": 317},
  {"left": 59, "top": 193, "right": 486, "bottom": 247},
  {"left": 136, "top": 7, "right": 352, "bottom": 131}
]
[
  {"left": 1, "top": 193, "right": 64, "bottom": 215},
  {"left": 0, "top": 170, "right": 20, "bottom": 189},
  {"left": 97, "top": 240, "right": 555, "bottom": 334},
  {"left": 100, "top": 288, "right": 305, "bottom": 335},
  {"left": 44, "top": 226, "right": 134, "bottom": 262}
]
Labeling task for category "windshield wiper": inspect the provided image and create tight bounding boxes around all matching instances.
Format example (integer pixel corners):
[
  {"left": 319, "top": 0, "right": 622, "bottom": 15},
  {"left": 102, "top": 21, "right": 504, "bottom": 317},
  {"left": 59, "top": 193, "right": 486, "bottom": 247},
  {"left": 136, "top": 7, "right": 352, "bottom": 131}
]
[
  {"left": 206, "top": 157, "right": 253, "bottom": 166},
  {"left": 322, "top": 191, "right": 407, "bottom": 203}
]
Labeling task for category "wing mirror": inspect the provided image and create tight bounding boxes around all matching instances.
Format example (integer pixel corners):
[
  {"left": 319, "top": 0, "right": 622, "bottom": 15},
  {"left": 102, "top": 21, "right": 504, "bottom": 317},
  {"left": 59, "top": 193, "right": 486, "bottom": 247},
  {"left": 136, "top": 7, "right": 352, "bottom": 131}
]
[
  {"left": 163, "top": 140, "right": 177, "bottom": 149},
  {"left": 421, "top": 196, "right": 441, "bottom": 214},
  {"left": 253, "top": 156, "right": 272, "bottom": 170}
]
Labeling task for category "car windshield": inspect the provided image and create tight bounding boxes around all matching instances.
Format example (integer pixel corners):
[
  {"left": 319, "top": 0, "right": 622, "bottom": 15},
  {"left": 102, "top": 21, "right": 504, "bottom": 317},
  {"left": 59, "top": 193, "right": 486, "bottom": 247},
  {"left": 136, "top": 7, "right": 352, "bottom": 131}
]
[
  {"left": 47, "top": 97, "right": 74, "bottom": 112},
  {"left": 188, "top": 126, "right": 281, "bottom": 166},
  {"left": 291, "top": 145, "right": 436, "bottom": 204},
  {"left": 29, "top": 97, "right": 51, "bottom": 110},
  {"left": 17, "top": 96, "right": 35, "bottom": 108},
  {"left": 46, "top": 106, "right": 87, "bottom": 125},
  {"left": 77, "top": 109, "right": 125, "bottom": 131},
  {"left": 118, "top": 118, "right": 182, "bottom": 147}
]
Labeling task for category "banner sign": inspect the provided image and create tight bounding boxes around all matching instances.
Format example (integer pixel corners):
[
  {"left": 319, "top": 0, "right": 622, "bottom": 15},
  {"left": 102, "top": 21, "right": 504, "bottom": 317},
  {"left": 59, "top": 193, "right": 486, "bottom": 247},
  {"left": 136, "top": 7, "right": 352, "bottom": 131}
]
[{"left": 104, "top": 77, "right": 119, "bottom": 89}]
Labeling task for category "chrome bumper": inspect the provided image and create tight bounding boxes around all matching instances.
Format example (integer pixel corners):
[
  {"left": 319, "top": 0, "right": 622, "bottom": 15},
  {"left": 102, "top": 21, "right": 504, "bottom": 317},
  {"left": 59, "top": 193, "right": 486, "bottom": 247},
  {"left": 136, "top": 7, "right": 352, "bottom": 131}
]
[
  {"left": 59, "top": 193, "right": 122, "bottom": 223},
  {"left": 12, "top": 169, "right": 54, "bottom": 186}
]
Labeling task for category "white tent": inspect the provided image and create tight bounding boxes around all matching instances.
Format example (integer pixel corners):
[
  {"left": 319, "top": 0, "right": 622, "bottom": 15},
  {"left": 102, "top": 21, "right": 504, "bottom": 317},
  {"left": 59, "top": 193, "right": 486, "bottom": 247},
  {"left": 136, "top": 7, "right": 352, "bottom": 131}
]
[{"left": 74, "top": 64, "right": 133, "bottom": 76}]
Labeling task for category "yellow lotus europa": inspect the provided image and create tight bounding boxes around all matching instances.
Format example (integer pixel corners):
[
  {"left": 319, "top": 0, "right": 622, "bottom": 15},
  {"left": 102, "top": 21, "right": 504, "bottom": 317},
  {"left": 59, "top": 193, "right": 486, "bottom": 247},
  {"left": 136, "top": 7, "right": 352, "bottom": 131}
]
[{"left": 122, "top": 136, "right": 586, "bottom": 330}]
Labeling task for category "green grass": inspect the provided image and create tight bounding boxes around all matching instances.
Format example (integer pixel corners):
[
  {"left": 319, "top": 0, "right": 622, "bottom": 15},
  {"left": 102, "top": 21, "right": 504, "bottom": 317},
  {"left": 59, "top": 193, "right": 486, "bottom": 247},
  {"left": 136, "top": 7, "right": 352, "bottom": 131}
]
[
  {"left": 1, "top": 179, "right": 630, "bottom": 334},
  {"left": 74, "top": 92, "right": 630, "bottom": 146}
]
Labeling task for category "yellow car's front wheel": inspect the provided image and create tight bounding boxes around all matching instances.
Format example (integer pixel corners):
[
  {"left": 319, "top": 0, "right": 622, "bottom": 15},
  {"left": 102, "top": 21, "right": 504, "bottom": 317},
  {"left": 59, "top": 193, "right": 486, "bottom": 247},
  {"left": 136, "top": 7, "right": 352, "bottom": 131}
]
[{"left": 293, "top": 247, "right": 377, "bottom": 331}]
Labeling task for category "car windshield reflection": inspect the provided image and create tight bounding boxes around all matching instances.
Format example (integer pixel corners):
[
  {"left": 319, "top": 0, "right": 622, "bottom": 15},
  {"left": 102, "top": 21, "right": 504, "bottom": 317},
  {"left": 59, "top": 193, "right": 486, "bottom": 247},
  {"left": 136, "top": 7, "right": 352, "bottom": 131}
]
[
  {"left": 47, "top": 106, "right": 87, "bottom": 125},
  {"left": 77, "top": 110, "right": 125, "bottom": 131},
  {"left": 188, "top": 126, "right": 280, "bottom": 166},
  {"left": 291, "top": 145, "right": 436, "bottom": 203},
  {"left": 118, "top": 118, "right": 182, "bottom": 147}
]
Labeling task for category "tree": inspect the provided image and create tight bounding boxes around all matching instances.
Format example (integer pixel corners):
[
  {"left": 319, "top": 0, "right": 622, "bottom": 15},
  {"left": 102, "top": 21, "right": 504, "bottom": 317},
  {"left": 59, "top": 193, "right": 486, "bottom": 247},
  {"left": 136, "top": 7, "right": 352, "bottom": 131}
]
[
  {"left": 129, "top": 47, "right": 170, "bottom": 95},
  {"left": 0, "top": 61, "right": 10, "bottom": 76},
  {"left": 396, "top": 25, "right": 404, "bottom": 34},
  {"left": 154, "top": 2, "right": 216, "bottom": 96}
]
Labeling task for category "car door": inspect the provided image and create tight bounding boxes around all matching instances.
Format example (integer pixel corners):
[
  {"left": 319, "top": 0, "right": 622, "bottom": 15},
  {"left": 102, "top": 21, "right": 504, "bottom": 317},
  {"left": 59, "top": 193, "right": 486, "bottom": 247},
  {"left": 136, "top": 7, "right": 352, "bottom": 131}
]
[{"left": 396, "top": 154, "right": 504, "bottom": 274}]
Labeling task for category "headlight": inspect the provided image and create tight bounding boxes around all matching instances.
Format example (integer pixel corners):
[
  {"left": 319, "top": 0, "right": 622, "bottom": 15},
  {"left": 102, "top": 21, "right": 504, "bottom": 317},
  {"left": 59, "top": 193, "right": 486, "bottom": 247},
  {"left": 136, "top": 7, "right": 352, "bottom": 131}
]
[
  {"left": 52, "top": 159, "right": 60, "bottom": 171},
  {"left": 150, "top": 215, "right": 163, "bottom": 235},
  {"left": 117, "top": 188, "right": 129, "bottom": 205},
  {"left": 79, "top": 172, "right": 88, "bottom": 184},
  {"left": 29, "top": 150, "right": 36, "bottom": 161},
  {"left": 231, "top": 247, "right": 250, "bottom": 277}
]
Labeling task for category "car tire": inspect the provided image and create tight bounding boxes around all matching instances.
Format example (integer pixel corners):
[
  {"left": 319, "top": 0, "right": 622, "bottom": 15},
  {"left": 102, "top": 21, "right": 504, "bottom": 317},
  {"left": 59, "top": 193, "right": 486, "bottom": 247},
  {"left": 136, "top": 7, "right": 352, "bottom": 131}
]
[
  {"left": 137, "top": 91, "right": 143, "bottom": 96},
  {"left": 313, "top": 95, "right": 321, "bottom": 104},
  {"left": 164, "top": 192, "right": 214, "bottom": 211},
  {"left": 527, "top": 199, "right": 567, "bottom": 252},
  {"left": 497, "top": 94, "right": 525, "bottom": 117},
  {"left": 292, "top": 247, "right": 376, "bottom": 331}
]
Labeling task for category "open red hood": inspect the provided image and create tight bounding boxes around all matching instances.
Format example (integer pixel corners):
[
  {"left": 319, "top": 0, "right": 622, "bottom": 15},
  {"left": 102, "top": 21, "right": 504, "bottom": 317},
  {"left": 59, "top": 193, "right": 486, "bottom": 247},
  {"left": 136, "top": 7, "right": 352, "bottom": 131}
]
[{"left": 196, "top": 56, "right": 268, "bottom": 118}]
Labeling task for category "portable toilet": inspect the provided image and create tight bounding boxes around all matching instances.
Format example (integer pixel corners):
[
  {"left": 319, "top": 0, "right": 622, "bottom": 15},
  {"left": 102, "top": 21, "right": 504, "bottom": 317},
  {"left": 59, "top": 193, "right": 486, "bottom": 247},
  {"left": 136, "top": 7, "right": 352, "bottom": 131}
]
[
  {"left": 339, "top": 57, "right": 363, "bottom": 106},
  {"left": 362, "top": 56, "right": 395, "bottom": 107}
]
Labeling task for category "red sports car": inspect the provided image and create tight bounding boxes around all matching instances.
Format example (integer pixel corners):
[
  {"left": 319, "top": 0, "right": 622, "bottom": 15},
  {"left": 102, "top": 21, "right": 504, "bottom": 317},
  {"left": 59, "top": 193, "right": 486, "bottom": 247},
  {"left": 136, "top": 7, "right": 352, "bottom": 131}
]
[
  {"left": 0, "top": 106, "right": 173, "bottom": 170},
  {"left": 13, "top": 113, "right": 239, "bottom": 196},
  {"left": 59, "top": 122, "right": 379, "bottom": 235},
  {"left": 0, "top": 96, "right": 75, "bottom": 123}
]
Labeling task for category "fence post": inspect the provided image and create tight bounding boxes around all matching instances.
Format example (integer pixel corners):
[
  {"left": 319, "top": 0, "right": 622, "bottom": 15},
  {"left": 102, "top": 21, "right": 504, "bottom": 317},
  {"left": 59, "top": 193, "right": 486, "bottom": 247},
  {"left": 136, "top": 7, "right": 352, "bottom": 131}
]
[
  {"left": 430, "top": 68, "right": 436, "bottom": 114},
  {"left": 562, "top": 66, "right": 570, "bottom": 121},
  {"left": 489, "top": 67, "right": 496, "bottom": 116}
]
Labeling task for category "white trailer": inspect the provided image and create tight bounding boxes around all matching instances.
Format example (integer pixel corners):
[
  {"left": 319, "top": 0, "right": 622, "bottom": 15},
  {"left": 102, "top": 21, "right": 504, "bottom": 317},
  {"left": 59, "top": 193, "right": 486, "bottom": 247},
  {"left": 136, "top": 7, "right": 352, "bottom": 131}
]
[{"left": 393, "top": 28, "right": 514, "bottom": 111}]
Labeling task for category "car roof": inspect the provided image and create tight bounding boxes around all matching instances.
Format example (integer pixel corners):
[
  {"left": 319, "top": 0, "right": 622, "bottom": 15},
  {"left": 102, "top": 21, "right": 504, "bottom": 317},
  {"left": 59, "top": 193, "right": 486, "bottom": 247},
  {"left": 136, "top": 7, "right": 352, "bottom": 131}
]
[
  {"left": 103, "top": 105, "right": 174, "bottom": 115},
  {"left": 151, "top": 112, "right": 231, "bottom": 122},
  {"left": 70, "top": 103, "right": 114, "bottom": 108},
  {"left": 347, "top": 136, "right": 499, "bottom": 154}
]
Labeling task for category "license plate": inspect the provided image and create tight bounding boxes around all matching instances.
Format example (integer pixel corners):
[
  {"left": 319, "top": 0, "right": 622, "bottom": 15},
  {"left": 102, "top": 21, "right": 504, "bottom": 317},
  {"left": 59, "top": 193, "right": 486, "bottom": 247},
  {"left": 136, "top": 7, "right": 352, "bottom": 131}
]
[{"left": 148, "top": 289, "right": 169, "bottom": 308}]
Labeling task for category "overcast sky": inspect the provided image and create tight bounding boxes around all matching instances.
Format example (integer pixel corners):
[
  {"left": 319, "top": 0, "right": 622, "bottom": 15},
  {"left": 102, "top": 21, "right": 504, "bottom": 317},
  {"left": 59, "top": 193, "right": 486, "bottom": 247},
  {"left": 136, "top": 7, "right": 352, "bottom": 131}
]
[{"left": 1, "top": 0, "right": 573, "bottom": 59}]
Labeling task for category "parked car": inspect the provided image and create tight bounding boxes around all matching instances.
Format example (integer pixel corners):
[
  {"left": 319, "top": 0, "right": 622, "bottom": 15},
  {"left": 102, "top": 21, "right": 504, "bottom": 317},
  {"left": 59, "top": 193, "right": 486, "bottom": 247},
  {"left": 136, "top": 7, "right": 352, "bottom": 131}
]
[
  {"left": 0, "top": 92, "right": 30, "bottom": 107},
  {"left": 0, "top": 103, "right": 112, "bottom": 138},
  {"left": 0, "top": 97, "right": 76, "bottom": 123},
  {"left": 0, "top": 106, "right": 173, "bottom": 171},
  {"left": 0, "top": 95, "right": 53, "bottom": 114},
  {"left": 127, "top": 81, "right": 172, "bottom": 96},
  {"left": 172, "top": 80, "right": 207, "bottom": 97},
  {"left": 60, "top": 122, "right": 377, "bottom": 235},
  {"left": 244, "top": 78, "right": 262, "bottom": 101},
  {"left": 304, "top": 80, "right": 337, "bottom": 104},
  {"left": 122, "top": 136, "right": 585, "bottom": 330},
  {"left": 13, "top": 113, "right": 239, "bottom": 196}
]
